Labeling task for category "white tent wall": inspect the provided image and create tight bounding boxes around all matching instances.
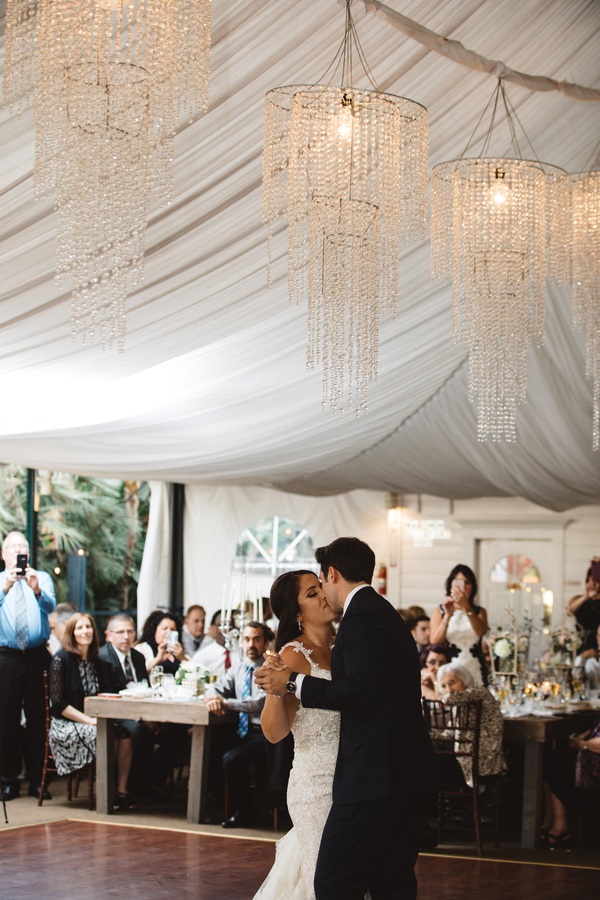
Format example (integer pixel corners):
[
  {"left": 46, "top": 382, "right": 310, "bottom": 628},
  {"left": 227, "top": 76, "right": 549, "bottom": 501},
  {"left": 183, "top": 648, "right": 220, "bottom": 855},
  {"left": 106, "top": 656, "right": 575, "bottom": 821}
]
[{"left": 137, "top": 483, "right": 600, "bottom": 634}]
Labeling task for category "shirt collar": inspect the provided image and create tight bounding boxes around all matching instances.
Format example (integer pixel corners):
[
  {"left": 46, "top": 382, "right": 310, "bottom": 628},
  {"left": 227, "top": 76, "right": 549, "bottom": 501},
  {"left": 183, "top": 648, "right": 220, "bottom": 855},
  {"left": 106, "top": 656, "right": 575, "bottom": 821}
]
[{"left": 342, "top": 583, "right": 369, "bottom": 617}]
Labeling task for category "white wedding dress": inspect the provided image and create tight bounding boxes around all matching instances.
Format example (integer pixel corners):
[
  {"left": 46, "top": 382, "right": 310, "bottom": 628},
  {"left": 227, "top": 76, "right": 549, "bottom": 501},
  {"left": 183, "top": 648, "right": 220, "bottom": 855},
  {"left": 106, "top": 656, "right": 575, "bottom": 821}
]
[{"left": 254, "top": 642, "right": 340, "bottom": 900}]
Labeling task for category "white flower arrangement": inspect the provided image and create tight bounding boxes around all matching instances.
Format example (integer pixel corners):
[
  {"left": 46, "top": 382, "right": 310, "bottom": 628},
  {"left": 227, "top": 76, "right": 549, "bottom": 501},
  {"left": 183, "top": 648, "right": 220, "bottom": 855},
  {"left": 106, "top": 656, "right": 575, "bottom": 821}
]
[
  {"left": 175, "top": 660, "right": 212, "bottom": 685},
  {"left": 494, "top": 638, "right": 513, "bottom": 659}
]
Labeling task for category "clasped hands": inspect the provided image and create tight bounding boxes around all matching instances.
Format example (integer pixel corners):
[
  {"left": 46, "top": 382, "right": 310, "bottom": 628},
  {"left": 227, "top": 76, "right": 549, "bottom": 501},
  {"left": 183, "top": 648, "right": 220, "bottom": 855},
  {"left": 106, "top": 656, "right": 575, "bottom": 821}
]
[{"left": 254, "top": 651, "right": 291, "bottom": 696}]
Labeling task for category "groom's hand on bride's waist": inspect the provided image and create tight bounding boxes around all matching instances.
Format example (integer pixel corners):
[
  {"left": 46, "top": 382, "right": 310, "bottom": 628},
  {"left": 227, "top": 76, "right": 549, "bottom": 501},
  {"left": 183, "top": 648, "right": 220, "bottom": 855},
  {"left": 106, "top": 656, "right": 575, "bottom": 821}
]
[{"left": 254, "top": 664, "right": 291, "bottom": 694}]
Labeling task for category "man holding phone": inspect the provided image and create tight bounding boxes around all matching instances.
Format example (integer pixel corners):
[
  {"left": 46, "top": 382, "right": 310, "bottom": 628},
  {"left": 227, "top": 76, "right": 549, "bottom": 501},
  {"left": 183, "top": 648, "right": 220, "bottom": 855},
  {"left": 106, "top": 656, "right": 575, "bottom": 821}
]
[{"left": 0, "top": 531, "right": 56, "bottom": 801}]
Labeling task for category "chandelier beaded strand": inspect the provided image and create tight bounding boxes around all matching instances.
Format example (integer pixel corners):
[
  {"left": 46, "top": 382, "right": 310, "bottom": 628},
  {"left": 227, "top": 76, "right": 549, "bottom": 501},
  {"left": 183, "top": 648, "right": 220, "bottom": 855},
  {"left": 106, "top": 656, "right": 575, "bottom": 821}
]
[
  {"left": 3, "top": 0, "right": 212, "bottom": 350},
  {"left": 570, "top": 170, "right": 600, "bottom": 451},
  {"left": 262, "top": 2, "right": 428, "bottom": 415}
]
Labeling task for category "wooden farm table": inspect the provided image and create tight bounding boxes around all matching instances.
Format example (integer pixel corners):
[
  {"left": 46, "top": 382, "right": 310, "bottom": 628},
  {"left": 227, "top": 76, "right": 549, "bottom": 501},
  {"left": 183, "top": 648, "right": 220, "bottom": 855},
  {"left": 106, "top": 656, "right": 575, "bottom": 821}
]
[
  {"left": 84, "top": 695, "right": 214, "bottom": 824},
  {"left": 502, "top": 707, "right": 598, "bottom": 849}
]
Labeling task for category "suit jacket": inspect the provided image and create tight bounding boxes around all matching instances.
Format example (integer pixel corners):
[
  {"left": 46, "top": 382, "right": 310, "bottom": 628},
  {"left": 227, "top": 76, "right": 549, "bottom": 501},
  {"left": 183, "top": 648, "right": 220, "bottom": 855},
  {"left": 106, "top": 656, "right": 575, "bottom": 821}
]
[
  {"left": 98, "top": 643, "right": 148, "bottom": 692},
  {"left": 300, "top": 585, "right": 436, "bottom": 803}
]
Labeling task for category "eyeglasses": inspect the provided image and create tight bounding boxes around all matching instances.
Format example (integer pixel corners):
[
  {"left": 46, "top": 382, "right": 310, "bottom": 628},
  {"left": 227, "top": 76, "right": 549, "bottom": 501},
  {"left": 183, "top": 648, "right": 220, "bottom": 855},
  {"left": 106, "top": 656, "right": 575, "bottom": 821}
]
[
  {"left": 4, "top": 543, "right": 29, "bottom": 551},
  {"left": 110, "top": 629, "right": 136, "bottom": 636}
]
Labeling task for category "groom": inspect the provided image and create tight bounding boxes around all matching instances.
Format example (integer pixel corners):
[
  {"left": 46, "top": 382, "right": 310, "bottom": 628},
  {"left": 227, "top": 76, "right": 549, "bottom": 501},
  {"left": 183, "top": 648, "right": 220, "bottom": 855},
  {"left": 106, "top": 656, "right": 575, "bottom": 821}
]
[{"left": 255, "top": 536, "right": 436, "bottom": 899}]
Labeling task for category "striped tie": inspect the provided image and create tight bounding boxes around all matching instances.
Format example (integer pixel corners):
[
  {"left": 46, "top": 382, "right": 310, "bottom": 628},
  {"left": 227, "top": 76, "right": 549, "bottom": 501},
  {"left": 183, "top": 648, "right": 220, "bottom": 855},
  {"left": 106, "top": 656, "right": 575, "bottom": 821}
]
[
  {"left": 237, "top": 664, "right": 253, "bottom": 738},
  {"left": 14, "top": 580, "right": 29, "bottom": 650}
]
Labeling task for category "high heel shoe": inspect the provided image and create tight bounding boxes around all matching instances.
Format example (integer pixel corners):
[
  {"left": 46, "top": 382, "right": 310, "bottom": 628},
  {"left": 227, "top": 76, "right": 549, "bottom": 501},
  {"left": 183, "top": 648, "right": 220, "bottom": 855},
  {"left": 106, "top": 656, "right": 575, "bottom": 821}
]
[
  {"left": 539, "top": 827, "right": 551, "bottom": 846},
  {"left": 548, "top": 832, "right": 572, "bottom": 850}
]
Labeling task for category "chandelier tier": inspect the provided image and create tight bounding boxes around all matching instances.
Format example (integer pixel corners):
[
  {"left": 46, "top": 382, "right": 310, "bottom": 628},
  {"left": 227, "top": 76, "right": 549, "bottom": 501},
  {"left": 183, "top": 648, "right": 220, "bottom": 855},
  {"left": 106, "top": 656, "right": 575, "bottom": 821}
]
[
  {"left": 3, "top": 0, "right": 212, "bottom": 350},
  {"left": 430, "top": 84, "right": 569, "bottom": 442},
  {"left": 262, "top": 3, "right": 428, "bottom": 415},
  {"left": 570, "top": 170, "right": 600, "bottom": 451}
]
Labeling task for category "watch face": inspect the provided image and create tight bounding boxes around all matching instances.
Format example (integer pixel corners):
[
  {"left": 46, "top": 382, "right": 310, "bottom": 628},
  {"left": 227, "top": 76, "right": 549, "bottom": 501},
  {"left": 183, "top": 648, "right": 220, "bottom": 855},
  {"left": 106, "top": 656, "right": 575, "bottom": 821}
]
[{"left": 285, "top": 681, "right": 296, "bottom": 693}]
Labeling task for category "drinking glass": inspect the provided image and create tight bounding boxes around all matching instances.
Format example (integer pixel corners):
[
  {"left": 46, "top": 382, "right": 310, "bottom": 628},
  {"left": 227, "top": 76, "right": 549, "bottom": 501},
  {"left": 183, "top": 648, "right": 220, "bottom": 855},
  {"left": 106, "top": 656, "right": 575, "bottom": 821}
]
[{"left": 150, "top": 665, "right": 164, "bottom": 690}]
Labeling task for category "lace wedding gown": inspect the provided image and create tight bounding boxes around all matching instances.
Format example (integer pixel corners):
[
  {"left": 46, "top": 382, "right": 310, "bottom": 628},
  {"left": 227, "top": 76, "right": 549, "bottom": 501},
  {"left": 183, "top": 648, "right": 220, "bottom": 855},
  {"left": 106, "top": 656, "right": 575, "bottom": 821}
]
[{"left": 254, "top": 642, "right": 340, "bottom": 900}]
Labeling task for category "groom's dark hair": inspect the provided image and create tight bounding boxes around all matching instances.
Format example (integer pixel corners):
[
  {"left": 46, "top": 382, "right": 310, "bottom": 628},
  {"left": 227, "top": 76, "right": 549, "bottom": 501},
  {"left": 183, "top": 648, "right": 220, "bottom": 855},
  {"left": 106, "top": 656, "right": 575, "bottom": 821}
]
[{"left": 315, "top": 537, "right": 375, "bottom": 585}]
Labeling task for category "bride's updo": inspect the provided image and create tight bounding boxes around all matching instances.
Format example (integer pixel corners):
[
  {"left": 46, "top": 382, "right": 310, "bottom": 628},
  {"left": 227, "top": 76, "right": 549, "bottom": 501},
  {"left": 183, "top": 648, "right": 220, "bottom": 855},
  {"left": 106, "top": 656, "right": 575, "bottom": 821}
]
[{"left": 270, "top": 570, "right": 316, "bottom": 651}]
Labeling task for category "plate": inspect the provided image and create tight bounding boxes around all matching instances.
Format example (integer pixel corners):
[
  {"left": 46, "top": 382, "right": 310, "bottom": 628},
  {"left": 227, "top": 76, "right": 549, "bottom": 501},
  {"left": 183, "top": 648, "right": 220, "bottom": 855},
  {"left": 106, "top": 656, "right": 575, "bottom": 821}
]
[
  {"left": 118, "top": 687, "right": 154, "bottom": 699},
  {"left": 97, "top": 693, "right": 121, "bottom": 699}
]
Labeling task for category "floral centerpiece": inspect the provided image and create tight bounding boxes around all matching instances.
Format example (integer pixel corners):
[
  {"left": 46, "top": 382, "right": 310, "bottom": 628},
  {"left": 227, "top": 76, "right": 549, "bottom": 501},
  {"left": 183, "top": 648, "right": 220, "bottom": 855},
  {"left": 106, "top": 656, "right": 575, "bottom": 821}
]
[
  {"left": 175, "top": 660, "right": 212, "bottom": 692},
  {"left": 548, "top": 627, "right": 578, "bottom": 668},
  {"left": 489, "top": 628, "right": 529, "bottom": 676}
]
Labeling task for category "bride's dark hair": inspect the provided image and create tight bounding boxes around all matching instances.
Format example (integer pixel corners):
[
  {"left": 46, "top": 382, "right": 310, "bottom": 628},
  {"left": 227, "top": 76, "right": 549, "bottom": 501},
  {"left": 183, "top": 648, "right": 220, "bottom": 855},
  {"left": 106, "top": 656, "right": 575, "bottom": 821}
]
[{"left": 271, "top": 570, "right": 316, "bottom": 651}]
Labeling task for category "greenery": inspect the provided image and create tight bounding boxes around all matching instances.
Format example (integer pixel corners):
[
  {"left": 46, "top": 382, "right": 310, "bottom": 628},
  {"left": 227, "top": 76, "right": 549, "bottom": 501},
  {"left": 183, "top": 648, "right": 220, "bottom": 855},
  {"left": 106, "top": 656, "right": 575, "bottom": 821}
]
[{"left": 0, "top": 465, "right": 149, "bottom": 613}]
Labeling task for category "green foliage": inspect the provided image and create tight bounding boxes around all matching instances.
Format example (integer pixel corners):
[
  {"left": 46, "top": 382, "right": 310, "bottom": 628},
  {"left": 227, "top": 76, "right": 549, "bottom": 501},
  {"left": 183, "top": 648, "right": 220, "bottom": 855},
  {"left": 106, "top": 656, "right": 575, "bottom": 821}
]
[{"left": 0, "top": 466, "right": 149, "bottom": 611}]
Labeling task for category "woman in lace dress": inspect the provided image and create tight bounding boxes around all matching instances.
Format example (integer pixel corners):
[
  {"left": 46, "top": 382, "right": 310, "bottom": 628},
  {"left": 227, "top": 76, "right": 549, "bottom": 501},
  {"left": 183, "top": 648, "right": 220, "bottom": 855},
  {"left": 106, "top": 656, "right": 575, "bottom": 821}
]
[
  {"left": 429, "top": 564, "right": 489, "bottom": 685},
  {"left": 49, "top": 613, "right": 134, "bottom": 808},
  {"left": 254, "top": 570, "right": 339, "bottom": 900}
]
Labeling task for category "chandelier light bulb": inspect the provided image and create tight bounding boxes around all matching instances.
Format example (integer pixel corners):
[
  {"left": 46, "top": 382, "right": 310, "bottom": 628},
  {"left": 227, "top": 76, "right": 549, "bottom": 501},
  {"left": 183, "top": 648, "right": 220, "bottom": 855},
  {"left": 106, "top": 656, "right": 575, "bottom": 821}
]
[{"left": 491, "top": 170, "right": 510, "bottom": 206}]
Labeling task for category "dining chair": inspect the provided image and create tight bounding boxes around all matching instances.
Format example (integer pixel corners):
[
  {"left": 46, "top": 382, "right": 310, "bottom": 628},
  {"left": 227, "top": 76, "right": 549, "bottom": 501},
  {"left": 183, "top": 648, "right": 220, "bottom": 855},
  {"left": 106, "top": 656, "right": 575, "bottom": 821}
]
[
  {"left": 423, "top": 697, "right": 502, "bottom": 856},
  {"left": 39, "top": 670, "right": 95, "bottom": 809}
]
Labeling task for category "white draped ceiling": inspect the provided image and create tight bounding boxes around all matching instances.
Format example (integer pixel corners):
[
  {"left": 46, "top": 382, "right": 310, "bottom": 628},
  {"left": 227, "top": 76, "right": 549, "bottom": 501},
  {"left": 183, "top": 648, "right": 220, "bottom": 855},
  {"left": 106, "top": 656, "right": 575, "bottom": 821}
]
[{"left": 0, "top": 0, "right": 598, "bottom": 512}]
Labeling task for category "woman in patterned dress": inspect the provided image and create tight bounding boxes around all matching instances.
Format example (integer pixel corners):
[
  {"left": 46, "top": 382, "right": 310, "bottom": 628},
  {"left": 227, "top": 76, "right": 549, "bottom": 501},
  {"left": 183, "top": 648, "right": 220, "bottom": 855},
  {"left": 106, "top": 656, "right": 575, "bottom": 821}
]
[
  {"left": 254, "top": 570, "right": 340, "bottom": 900},
  {"left": 49, "top": 613, "right": 135, "bottom": 809},
  {"left": 429, "top": 564, "right": 489, "bottom": 686}
]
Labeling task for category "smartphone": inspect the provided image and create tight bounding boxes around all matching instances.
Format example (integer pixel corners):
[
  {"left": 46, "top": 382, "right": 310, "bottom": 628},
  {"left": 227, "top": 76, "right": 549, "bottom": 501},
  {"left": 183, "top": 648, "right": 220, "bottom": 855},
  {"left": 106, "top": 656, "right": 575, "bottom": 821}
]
[
  {"left": 16, "top": 553, "right": 28, "bottom": 576},
  {"left": 591, "top": 560, "right": 600, "bottom": 583},
  {"left": 166, "top": 630, "right": 179, "bottom": 651}
]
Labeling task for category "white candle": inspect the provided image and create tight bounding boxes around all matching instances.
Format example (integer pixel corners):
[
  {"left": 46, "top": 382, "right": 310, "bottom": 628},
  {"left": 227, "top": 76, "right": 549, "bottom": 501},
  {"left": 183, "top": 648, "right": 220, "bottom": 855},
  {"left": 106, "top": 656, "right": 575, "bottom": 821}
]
[
  {"left": 228, "top": 583, "right": 236, "bottom": 624},
  {"left": 258, "top": 594, "right": 263, "bottom": 623},
  {"left": 221, "top": 583, "right": 227, "bottom": 626}
]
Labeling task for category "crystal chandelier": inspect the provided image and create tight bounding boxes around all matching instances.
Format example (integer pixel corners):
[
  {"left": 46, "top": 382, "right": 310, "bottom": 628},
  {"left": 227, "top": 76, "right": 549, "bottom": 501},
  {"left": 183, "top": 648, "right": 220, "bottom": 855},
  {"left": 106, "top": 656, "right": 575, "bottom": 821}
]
[
  {"left": 570, "top": 170, "right": 599, "bottom": 451},
  {"left": 262, "top": 0, "right": 428, "bottom": 415},
  {"left": 431, "top": 81, "right": 569, "bottom": 442},
  {"left": 3, "top": 0, "right": 212, "bottom": 350}
]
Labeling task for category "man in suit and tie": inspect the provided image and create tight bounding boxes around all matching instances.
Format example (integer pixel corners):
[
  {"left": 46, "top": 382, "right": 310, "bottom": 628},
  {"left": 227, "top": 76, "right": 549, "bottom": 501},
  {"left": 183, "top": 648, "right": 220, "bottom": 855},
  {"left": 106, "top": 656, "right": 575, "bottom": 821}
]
[
  {"left": 255, "top": 537, "right": 436, "bottom": 899},
  {"left": 99, "top": 613, "right": 155, "bottom": 798}
]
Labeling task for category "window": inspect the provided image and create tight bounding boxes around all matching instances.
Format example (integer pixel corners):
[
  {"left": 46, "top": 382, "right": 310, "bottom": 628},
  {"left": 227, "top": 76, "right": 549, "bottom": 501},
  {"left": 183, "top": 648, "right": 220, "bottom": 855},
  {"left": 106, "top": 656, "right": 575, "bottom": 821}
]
[
  {"left": 489, "top": 554, "right": 541, "bottom": 587},
  {"left": 233, "top": 515, "right": 316, "bottom": 577}
]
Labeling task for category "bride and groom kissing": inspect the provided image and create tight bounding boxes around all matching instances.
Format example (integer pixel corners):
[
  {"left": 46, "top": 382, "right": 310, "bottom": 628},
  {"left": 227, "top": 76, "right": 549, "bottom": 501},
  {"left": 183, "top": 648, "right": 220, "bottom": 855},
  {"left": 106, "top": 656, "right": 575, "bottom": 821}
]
[{"left": 253, "top": 536, "right": 436, "bottom": 900}]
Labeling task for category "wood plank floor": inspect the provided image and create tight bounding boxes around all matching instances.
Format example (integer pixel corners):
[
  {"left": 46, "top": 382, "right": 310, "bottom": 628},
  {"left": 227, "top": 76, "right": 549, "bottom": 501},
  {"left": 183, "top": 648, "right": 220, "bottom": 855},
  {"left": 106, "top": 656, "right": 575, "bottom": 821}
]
[{"left": 1, "top": 819, "right": 597, "bottom": 899}]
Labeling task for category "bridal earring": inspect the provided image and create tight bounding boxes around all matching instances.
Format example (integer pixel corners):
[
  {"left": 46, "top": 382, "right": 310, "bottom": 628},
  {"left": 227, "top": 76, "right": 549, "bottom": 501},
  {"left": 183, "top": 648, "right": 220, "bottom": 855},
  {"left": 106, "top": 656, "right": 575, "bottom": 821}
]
[{"left": 297, "top": 619, "right": 303, "bottom": 633}]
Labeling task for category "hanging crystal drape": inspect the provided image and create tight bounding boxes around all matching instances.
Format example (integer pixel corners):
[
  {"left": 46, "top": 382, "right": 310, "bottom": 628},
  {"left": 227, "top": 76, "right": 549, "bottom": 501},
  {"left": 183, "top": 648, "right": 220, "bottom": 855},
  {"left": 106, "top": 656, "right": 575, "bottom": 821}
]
[
  {"left": 431, "top": 158, "right": 569, "bottom": 442},
  {"left": 570, "top": 171, "right": 599, "bottom": 451},
  {"left": 3, "top": 0, "right": 212, "bottom": 349},
  {"left": 263, "top": 85, "right": 427, "bottom": 414}
]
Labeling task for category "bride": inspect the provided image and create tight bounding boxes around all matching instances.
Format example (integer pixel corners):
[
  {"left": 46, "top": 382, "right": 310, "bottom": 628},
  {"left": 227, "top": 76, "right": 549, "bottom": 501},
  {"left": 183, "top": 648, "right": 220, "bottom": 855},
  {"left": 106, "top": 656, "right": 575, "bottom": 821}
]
[{"left": 254, "top": 570, "right": 339, "bottom": 900}]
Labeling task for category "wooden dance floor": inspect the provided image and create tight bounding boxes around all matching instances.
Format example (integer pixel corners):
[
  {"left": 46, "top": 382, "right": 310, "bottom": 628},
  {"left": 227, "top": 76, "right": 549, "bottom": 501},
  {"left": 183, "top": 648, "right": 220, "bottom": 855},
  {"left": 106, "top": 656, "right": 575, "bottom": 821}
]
[{"left": 2, "top": 819, "right": 598, "bottom": 899}]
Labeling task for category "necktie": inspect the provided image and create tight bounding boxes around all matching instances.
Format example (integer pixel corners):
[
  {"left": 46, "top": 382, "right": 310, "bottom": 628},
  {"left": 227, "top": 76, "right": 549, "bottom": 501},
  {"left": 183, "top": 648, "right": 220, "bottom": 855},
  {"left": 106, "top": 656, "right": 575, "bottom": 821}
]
[
  {"left": 124, "top": 655, "right": 134, "bottom": 683},
  {"left": 14, "top": 579, "right": 29, "bottom": 650},
  {"left": 193, "top": 639, "right": 201, "bottom": 652},
  {"left": 237, "top": 664, "right": 253, "bottom": 738},
  {"left": 224, "top": 648, "right": 231, "bottom": 670}
]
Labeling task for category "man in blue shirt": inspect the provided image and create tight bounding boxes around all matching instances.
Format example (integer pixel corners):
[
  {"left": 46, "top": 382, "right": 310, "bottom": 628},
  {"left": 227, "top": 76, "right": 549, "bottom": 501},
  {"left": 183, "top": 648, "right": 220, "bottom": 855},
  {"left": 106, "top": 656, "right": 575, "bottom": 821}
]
[{"left": 0, "top": 531, "right": 56, "bottom": 800}]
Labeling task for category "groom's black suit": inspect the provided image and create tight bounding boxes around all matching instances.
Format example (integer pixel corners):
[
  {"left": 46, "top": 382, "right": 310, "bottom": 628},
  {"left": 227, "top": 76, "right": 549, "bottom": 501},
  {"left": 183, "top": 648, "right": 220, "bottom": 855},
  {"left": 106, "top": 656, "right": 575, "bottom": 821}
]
[{"left": 300, "top": 585, "right": 436, "bottom": 899}]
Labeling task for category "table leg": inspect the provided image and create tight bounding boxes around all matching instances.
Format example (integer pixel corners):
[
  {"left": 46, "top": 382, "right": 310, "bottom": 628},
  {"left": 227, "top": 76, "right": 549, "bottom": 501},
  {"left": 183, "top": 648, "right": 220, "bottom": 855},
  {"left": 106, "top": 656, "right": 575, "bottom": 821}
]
[
  {"left": 187, "top": 724, "right": 211, "bottom": 824},
  {"left": 95, "top": 718, "right": 115, "bottom": 815},
  {"left": 521, "top": 742, "right": 543, "bottom": 848}
]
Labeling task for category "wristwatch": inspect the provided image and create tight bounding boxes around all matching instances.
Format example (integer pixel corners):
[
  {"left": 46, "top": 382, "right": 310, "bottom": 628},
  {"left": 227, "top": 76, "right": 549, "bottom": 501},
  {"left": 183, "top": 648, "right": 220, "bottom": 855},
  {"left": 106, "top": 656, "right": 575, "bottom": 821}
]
[{"left": 285, "top": 671, "right": 299, "bottom": 694}]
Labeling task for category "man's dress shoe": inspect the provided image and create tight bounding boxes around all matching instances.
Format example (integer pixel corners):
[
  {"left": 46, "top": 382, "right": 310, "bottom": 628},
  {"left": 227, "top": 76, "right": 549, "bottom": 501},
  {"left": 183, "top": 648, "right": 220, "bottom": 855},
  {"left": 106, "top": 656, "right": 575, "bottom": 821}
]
[
  {"left": 27, "top": 784, "right": 52, "bottom": 800},
  {"left": 1, "top": 784, "right": 20, "bottom": 801}
]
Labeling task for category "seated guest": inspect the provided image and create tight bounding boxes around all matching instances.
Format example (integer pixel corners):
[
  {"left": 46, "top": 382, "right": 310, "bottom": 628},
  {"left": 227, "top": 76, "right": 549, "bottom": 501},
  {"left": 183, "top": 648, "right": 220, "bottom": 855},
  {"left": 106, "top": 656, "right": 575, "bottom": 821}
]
[
  {"left": 407, "top": 604, "right": 426, "bottom": 620},
  {"left": 411, "top": 615, "right": 431, "bottom": 653},
  {"left": 433, "top": 661, "right": 506, "bottom": 787},
  {"left": 181, "top": 604, "right": 213, "bottom": 658},
  {"left": 420, "top": 644, "right": 449, "bottom": 700},
  {"left": 541, "top": 714, "right": 600, "bottom": 848},
  {"left": 49, "top": 613, "right": 135, "bottom": 810},
  {"left": 48, "top": 602, "right": 77, "bottom": 655},
  {"left": 577, "top": 624, "right": 600, "bottom": 690},
  {"left": 135, "top": 610, "right": 188, "bottom": 784},
  {"left": 204, "top": 621, "right": 271, "bottom": 828},
  {"left": 99, "top": 614, "right": 156, "bottom": 800},
  {"left": 135, "top": 610, "right": 185, "bottom": 676}
]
